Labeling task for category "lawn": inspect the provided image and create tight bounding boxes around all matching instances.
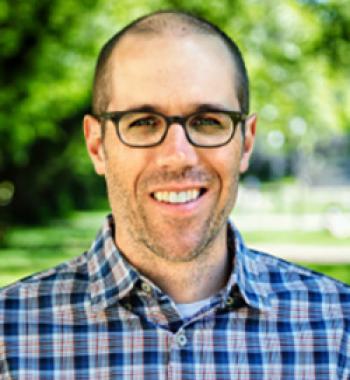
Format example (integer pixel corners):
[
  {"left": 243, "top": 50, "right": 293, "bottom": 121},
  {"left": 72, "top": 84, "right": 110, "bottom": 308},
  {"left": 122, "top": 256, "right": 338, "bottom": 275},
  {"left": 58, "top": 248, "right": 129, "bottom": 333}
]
[
  {"left": 0, "top": 210, "right": 349, "bottom": 287},
  {"left": 0, "top": 211, "right": 106, "bottom": 287}
]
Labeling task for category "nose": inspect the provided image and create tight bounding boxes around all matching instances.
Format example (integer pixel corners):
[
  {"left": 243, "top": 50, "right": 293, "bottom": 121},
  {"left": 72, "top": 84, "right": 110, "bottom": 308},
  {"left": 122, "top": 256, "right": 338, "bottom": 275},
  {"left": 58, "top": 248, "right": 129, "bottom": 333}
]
[{"left": 155, "top": 123, "right": 199, "bottom": 169}]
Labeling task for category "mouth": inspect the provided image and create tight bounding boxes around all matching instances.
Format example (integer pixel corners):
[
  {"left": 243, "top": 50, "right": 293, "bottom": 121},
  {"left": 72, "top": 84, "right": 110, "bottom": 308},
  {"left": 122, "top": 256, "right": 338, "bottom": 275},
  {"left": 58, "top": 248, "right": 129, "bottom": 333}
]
[{"left": 151, "top": 188, "right": 207, "bottom": 205}]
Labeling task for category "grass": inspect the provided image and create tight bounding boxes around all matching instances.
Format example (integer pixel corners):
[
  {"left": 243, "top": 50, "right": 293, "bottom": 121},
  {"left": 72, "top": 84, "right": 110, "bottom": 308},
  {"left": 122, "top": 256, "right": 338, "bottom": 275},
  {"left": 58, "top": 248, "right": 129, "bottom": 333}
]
[
  {"left": 0, "top": 210, "right": 349, "bottom": 287},
  {"left": 0, "top": 211, "right": 106, "bottom": 287},
  {"left": 300, "top": 263, "right": 350, "bottom": 285},
  {"left": 243, "top": 230, "right": 350, "bottom": 246}
]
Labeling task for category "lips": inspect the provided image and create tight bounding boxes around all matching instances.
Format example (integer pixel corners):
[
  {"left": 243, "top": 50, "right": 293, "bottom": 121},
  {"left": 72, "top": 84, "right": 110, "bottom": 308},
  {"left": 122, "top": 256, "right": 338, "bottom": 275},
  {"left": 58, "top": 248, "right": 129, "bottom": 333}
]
[{"left": 151, "top": 188, "right": 207, "bottom": 204}]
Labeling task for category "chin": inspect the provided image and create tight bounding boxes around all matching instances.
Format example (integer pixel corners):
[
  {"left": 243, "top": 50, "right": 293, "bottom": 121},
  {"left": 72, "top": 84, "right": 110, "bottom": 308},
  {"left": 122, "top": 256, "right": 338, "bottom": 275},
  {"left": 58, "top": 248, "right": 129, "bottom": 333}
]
[{"left": 147, "top": 238, "right": 209, "bottom": 263}]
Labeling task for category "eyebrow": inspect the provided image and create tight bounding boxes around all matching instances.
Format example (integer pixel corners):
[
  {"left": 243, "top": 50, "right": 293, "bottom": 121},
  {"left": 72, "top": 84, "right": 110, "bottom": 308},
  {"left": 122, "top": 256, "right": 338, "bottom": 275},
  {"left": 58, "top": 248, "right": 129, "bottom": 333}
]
[
  {"left": 121, "top": 105, "right": 157, "bottom": 113},
  {"left": 119, "top": 103, "right": 236, "bottom": 114},
  {"left": 195, "top": 103, "right": 235, "bottom": 113}
]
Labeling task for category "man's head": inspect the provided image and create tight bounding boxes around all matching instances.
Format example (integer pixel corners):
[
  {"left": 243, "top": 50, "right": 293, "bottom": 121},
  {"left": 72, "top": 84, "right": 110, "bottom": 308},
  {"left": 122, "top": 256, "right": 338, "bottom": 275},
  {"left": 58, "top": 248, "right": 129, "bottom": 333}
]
[
  {"left": 84, "top": 10, "right": 256, "bottom": 264},
  {"left": 92, "top": 10, "right": 250, "bottom": 116}
]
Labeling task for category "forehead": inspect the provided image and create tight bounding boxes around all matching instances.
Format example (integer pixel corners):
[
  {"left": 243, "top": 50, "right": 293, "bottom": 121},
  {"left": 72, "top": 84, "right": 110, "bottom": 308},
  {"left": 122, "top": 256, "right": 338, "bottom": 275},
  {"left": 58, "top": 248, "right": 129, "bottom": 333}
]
[{"left": 107, "top": 33, "right": 239, "bottom": 111}]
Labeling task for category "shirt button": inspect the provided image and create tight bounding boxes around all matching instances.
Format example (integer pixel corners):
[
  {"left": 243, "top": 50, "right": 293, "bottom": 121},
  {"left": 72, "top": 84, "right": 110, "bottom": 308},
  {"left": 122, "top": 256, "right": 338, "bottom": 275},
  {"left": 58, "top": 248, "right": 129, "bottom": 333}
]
[
  {"left": 176, "top": 332, "right": 187, "bottom": 347},
  {"left": 226, "top": 296, "right": 236, "bottom": 307},
  {"left": 124, "top": 303, "right": 132, "bottom": 311},
  {"left": 141, "top": 282, "right": 152, "bottom": 294}
]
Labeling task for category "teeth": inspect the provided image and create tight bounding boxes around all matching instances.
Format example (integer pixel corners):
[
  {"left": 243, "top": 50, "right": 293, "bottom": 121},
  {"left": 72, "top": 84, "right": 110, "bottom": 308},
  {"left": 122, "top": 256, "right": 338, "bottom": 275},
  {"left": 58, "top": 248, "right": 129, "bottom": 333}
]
[{"left": 153, "top": 189, "right": 201, "bottom": 204}]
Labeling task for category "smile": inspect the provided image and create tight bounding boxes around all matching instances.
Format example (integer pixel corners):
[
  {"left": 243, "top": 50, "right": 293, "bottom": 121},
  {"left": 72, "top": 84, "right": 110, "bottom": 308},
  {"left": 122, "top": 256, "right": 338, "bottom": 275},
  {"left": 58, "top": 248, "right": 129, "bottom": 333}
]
[{"left": 152, "top": 189, "right": 205, "bottom": 204}]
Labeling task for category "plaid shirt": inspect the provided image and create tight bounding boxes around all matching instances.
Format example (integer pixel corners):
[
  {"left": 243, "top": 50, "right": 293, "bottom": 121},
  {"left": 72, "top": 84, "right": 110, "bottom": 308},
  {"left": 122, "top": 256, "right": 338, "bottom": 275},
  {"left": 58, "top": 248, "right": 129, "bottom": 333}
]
[{"left": 1, "top": 215, "right": 349, "bottom": 379}]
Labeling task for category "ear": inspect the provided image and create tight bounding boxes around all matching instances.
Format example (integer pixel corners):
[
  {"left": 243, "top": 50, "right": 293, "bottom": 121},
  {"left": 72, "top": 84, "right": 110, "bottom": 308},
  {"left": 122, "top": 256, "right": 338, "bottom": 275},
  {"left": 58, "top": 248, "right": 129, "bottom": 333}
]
[
  {"left": 239, "top": 114, "right": 257, "bottom": 173},
  {"left": 83, "top": 114, "right": 106, "bottom": 175}
]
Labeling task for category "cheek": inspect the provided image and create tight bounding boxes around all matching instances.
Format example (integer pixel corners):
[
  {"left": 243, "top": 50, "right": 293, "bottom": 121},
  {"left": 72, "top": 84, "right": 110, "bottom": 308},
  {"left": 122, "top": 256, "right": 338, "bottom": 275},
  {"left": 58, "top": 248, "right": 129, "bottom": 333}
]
[
  {"left": 105, "top": 145, "right": 152, "bottom": 195},
  {"left": 210, "top": 144, "right": 242, "bottom": 183},
  {"left": 219, "top": 162, "right": 240, "bottom": 199}
]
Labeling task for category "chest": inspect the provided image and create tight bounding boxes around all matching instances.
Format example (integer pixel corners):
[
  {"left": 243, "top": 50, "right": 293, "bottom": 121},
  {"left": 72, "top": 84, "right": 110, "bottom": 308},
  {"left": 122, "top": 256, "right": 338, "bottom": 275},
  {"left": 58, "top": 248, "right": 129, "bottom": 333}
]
[{"left": 2, "top": 308, "right": 347, "bottom": 380}]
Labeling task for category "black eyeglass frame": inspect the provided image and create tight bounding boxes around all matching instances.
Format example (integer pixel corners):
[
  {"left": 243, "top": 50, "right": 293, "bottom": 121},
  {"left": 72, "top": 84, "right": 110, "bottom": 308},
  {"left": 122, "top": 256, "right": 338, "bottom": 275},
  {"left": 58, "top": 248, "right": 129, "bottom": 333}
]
[{"left": 95, "top": 109, "right": 247, "bottom": 148}]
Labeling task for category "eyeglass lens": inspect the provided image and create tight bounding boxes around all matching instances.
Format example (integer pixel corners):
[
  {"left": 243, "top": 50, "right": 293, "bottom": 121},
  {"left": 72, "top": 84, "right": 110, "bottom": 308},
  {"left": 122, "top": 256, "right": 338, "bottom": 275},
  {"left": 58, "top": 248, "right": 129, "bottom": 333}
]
[{"left": 117, "top": 111, "right": 235, "bottom": 147}]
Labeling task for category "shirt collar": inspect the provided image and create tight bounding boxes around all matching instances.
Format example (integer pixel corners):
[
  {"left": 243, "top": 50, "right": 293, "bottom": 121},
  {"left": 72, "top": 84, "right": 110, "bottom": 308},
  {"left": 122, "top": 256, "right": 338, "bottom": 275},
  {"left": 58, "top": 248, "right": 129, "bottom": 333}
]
[
  {"left": 229, "top": 220, "right": 273, "bottom": 311},
  {"left": 88, "top": 215, "right": 140, "bottom": 311},
  {"left": 88, "top": 214, "right": 273, "bottom": 312}
]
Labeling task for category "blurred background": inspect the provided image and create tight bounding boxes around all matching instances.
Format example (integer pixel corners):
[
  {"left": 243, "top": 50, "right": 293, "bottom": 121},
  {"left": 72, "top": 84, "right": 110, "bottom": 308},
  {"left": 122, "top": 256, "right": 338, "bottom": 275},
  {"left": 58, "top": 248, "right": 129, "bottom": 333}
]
[{"left": 0, "top": 0, "right": 349, "bottom": 287}]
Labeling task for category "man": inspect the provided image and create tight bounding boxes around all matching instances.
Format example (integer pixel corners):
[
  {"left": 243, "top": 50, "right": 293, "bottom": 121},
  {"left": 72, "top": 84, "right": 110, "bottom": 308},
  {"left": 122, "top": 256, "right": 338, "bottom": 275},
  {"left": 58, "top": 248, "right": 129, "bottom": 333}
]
[{"left": 1, "top": 10, "right": 349, "bottom": 379}]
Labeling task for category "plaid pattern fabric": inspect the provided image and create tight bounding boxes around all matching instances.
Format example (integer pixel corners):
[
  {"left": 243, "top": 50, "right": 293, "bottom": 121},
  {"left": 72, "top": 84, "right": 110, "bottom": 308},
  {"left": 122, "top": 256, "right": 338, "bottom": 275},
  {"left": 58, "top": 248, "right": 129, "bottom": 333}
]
[{"left": 1, "top": 214, "right": 349, "bottom": 379}]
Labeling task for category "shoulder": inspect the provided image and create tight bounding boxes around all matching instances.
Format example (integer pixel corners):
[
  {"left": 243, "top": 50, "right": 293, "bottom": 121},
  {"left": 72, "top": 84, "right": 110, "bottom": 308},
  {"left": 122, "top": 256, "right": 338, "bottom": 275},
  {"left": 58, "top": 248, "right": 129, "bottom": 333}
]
[
  {"left": 251, "top": 248, "right": 350, "bottom": 295},
  {"left": 0, "top": 251, "right": 90, "bottom": 315},
  {"left": 246, "top": 248, "right": 350, "bottom": 317}
]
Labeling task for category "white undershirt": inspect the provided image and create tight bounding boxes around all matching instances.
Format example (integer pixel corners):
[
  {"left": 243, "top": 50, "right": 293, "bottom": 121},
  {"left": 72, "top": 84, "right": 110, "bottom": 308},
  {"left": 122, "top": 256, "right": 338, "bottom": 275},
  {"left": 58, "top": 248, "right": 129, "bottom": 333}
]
[{"left": 175, "top": 296, "right": 212, "bottom": 319}]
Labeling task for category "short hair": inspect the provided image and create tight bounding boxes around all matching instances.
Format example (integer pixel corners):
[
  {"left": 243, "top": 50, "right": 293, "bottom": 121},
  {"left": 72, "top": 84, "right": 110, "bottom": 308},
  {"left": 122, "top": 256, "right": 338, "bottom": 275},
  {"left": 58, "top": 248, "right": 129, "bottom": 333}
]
[{"left": 92, "top": 10, "right": 249, "bottom": 115}]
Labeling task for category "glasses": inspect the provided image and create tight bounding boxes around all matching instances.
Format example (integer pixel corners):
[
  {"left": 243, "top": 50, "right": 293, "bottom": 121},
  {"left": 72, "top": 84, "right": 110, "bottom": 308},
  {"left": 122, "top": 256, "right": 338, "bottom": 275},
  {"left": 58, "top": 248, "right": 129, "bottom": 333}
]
[{"left": 95, "top": 109, "right": 246, "bottom": 148}]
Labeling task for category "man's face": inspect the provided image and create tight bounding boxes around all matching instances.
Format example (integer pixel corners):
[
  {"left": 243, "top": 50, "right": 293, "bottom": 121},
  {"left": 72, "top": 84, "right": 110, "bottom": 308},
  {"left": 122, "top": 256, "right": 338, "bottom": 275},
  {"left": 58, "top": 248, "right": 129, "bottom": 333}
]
[{"left": 85, "top": 33, "right": 256, "bottom": 262}]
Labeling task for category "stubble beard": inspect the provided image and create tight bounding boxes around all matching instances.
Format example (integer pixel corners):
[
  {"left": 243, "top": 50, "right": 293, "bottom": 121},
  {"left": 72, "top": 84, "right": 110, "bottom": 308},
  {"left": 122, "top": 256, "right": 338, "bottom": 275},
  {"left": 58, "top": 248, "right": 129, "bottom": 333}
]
[
  {"left": 137, "top": 180, "right": 238, "bottom": 263},
  {"left": 106, "top": 167, "right": 240, "bottom": 264}
]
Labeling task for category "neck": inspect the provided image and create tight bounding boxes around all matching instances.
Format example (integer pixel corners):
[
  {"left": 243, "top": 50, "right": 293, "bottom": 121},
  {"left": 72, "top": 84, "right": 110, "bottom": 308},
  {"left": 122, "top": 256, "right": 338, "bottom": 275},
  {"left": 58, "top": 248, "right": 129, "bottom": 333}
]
[{"left": 116, "top": 227, "right": 231, "bottom": 303}]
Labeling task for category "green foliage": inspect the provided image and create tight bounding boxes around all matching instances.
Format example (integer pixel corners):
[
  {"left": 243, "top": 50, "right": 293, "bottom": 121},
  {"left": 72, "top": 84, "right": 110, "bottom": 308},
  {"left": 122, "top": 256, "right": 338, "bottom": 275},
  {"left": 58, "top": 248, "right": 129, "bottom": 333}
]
[
  {"left": 0, "top": 0, "right": 349, "bottom": 226},
  {"left": 0, "top": 0, "right": 106, "bottom": 224}
]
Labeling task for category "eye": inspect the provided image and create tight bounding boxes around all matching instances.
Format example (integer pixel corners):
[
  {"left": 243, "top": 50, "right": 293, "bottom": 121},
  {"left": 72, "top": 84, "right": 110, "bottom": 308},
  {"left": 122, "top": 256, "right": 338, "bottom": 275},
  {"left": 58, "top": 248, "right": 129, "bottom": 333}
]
[
  {"left": 192, "top": 117, "right": 221, "bottom": 126},
  {"left": 129, "top": 116, "right": 159, "bottom": 128},
  {"left": 189, "top": 114, "right": 225, "bottom": 130}
]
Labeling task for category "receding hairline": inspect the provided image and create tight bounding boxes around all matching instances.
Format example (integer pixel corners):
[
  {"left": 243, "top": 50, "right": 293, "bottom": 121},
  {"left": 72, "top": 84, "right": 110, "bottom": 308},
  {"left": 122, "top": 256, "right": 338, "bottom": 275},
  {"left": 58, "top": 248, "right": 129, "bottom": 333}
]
[
  {"left": 92, "top": 11, "right": 249, "bottom": 115},
  {"left": 119, "top": 11, "right": 218, "bottom": 37}
]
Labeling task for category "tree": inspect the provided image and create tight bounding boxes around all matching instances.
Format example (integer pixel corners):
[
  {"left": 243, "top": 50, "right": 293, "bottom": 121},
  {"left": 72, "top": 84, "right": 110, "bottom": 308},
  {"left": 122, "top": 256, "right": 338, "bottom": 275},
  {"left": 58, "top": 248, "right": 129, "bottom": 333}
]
[{"left": 0, "top": 0, "right": 349, "bottom": 229}]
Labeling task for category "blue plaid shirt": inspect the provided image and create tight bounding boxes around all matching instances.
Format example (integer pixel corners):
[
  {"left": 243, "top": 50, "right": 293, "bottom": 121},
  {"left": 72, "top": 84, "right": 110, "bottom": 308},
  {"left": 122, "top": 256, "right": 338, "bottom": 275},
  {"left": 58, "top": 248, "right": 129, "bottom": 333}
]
[{"left": 1, "top": 214, "right": 349, "bottom": 379}]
